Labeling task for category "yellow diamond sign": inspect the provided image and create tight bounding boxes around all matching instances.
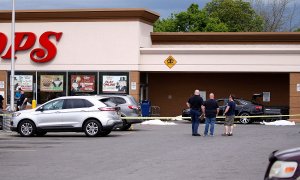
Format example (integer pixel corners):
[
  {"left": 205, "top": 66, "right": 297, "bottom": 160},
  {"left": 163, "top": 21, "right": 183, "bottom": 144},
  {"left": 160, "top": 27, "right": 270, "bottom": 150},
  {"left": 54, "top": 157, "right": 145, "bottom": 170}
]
[{"left": 164, "top": 55, "right": 177, "bottom": 69}]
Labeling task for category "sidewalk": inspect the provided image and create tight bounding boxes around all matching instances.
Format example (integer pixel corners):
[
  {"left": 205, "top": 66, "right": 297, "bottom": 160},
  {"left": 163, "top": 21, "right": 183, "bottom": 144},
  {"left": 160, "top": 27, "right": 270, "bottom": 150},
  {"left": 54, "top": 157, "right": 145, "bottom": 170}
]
[{"left": 0, "top": 130, "right": 15, "bottom": 137}]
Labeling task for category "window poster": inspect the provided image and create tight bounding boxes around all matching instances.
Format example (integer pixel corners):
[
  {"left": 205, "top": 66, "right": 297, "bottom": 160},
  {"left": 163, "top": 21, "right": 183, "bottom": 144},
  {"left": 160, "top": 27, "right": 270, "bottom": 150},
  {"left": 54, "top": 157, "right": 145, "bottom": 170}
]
[
  {"left": 14, "top": 75, "right": 33, "bottom": 92},
  {"left": 200, "top": 91, "right": 206, "bottom": 101},
  {"left": 102, "top": 75, "right": 127, "bottom": 93},
  {"left": 71, "top": 75, "right": 95, "bottom": 92},
  {"left": 40, "top": 75, "right": 64, "bottom": 92},
  {"left": 0, "top": 81, "right": 4, "bottom": 88},
  {"left": 263, "top": 92, "right": 271, "bottom": 102}
]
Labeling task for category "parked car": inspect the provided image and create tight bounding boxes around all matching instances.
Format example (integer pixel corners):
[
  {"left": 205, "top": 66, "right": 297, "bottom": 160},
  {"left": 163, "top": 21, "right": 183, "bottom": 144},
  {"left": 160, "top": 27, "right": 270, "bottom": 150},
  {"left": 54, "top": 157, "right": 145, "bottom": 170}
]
[
  {"left": 252, "top": 93, "right": 287, "bottom": 120},
  {"left": 10, "top": 96, "right": 122, "bottom": 137},
  {"left": 265, "top": 147, "right": 300, "bottom": 180},
  {"left": 99, "top": 94, "right": 141, "bottom": 130},
  {"left": 182, "top": 98, "right": 264, "bottom": 124}
]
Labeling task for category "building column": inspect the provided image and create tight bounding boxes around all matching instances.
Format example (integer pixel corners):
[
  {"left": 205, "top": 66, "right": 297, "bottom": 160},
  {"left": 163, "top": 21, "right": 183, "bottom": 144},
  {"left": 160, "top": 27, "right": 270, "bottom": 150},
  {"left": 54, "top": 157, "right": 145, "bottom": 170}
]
[
  {"left": 129, "top": 71, "right": 140, "bottom": 103},
  {"left": 289, "top": 73, "right": 300, "bottom": 122},
  {"left": 0, "top": 71, "right": 7, "bottom": 109}
]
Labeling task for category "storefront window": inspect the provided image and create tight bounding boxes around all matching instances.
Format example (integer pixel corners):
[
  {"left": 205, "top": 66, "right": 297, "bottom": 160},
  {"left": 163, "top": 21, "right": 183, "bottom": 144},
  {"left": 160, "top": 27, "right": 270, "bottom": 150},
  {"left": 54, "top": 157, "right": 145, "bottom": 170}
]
[
  {"left": 7, "top": 71, "right": 36, "bottom": 106},
  {"left": 68, "top": 72, "right": 98, "bottom": 96},
  {"left": 99, "top": 72, "right": 129, "bottom": 94},
  {"left": 37, "top": 72, "right": 67, "bottom": 104}
]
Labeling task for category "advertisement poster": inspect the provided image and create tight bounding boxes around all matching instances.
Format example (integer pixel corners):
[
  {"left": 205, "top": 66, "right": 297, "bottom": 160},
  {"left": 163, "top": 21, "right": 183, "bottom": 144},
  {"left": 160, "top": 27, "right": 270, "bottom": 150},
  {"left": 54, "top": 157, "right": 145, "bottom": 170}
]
[
  {"left": 40, "top": 75, "right": 64, "bottom": 92},
  {"left": 102, "top": 75, "right": 127, "bottom": 93},
  {"left": 71, "top": 75, "right": 95, "bottom": 92},
  {"left": 14, "top": 75, "right": 33, "bottom": 92}
]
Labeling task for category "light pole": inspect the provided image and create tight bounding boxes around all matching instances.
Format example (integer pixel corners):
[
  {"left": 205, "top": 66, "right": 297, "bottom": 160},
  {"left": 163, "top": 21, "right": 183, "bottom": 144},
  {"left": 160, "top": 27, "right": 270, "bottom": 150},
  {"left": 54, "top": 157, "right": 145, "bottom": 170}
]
[{"left": 10, "top": 0, "right": 15, "bottom": 111}]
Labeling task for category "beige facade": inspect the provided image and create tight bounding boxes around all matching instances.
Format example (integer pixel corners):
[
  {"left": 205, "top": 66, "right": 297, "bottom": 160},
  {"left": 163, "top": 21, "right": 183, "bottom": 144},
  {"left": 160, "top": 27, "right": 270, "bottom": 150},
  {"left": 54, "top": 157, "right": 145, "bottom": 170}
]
[{"left": 0, "top": 9, "right": 300, "bottom": 121}]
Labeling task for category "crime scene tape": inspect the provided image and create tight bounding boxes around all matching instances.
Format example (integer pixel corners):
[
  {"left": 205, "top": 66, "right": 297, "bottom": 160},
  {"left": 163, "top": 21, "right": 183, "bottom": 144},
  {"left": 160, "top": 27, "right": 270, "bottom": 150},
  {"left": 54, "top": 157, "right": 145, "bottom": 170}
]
[
  {"left": 121, "top": 114, "right": 300, "bottom": 120},
  {"left": 0, "top": 113, "right": 12, "bottom": 117},
  {"left": 1, "top": 113, "right": 300, "bottom": 120}
]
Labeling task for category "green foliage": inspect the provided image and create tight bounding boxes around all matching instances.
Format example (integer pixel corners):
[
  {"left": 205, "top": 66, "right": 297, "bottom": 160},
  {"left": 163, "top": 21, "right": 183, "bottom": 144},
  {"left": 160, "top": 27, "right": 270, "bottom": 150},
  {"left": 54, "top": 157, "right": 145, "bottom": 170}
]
[
  {"left": 205, "top": 0, "right": 264, "bottom": 32},
  {"left": 154, "top": 0, "right": 264, "bottom": 32},
  {"left": 294, "top": 28, "right": 300, "bottom": 32}
]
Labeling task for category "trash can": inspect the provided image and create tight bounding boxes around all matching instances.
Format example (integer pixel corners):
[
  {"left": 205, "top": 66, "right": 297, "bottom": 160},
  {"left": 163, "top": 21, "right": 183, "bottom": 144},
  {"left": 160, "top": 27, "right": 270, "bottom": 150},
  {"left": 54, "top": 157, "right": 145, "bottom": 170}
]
[{"left": 141, "top": 100, "right": 151, "bottom": 117}]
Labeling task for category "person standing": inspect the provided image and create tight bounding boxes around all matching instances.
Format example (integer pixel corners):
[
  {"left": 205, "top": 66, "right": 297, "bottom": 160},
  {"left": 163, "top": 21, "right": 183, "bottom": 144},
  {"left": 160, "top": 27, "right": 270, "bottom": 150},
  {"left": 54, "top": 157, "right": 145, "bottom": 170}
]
[
  {"left": 17, "top": 89, "right": 28, "bottom": 111},
  {"left": 222, "top": 94, "right": 236, "bottom": 136},
  {"left": 202, "top": 93, "right": 219, "bottom": 136},
  {"left": 0, "top": 94, "right": 4, "bottom": 110},
  {"left": 186, "top": 89, "right": 203, "bottom": 136}
]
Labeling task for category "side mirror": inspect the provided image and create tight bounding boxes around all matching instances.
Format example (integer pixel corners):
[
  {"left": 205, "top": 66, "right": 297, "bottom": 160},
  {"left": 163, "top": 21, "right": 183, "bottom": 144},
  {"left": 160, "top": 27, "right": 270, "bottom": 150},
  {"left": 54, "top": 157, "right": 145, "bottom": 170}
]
[{"left": 37, "top": 106, "right": 44, "bottom": 112}]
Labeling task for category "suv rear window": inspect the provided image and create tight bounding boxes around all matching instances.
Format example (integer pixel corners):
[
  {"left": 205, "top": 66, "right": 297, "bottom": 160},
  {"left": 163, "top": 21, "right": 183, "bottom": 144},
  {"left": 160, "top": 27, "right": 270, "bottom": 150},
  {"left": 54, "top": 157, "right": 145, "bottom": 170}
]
[
  {"left": 99, "top": 98, "right": 116, "bottom": 107},
  {"left": 65, "top": 99, "right": 94, "bottom": 109},
  {"left": 108, "top": 97, "right": 126, "bottom": 105}
]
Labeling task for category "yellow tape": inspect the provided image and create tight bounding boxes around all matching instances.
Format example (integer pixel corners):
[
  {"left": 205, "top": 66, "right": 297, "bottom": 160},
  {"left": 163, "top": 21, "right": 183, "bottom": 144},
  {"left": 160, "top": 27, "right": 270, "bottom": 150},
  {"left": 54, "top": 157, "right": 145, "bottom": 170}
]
[
  {"left": 1, "top": 114, "right": 299, "bottom": 119},
  {"left": 0, "top": 113, "right": 12, "bottom": 117},
  {"left": 121, "top": 114, "right": 300, "bottom": 120}
]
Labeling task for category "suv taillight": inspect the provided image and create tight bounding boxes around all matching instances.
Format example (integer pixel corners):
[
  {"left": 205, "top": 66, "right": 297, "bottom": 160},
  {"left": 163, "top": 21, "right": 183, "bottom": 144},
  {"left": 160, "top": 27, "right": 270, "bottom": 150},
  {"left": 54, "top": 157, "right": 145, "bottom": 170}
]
[
  {"left": 128, "top": 105, "right": 139, "bottom": 110},
  {"left": 255, "top": 106, "right": 263, "bottom": 111},
  {"left": 99, "top": 107, "right": 116, "bottom": 111}
]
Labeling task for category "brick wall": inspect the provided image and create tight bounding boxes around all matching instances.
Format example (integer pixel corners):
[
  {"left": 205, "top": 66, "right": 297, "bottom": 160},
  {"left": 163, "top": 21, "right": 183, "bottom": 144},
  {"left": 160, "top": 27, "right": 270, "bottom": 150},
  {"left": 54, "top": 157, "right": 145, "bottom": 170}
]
[
  {"left": 147, "top": 73, "right": 290, "bottom": 117},
  {"left": 290, "top": 73, "right": 300, "bottom": 122},
  {"left": 129, "top": 71, "right": 140, "bottom": 103},
  {"left": 0, "top": 71, "right": 7, "bottom": 109}
]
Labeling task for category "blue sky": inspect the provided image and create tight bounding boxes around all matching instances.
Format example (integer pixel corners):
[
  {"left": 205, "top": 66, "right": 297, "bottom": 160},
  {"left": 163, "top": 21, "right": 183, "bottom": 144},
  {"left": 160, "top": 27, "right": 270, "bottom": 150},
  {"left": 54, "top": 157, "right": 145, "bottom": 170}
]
[
  {"left": 0, "top": 0, "right": 210, "bottom": 18},
  {"left": 0, "top": 0, "right": 299, "bottom": 28}
]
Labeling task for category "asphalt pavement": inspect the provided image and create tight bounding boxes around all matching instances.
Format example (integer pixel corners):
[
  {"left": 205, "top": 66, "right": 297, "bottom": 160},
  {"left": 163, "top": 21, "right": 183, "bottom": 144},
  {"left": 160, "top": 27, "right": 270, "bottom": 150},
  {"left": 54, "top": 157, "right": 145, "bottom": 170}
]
[{"left": 0, "top": 121, "right": 299, "bottom": 180}]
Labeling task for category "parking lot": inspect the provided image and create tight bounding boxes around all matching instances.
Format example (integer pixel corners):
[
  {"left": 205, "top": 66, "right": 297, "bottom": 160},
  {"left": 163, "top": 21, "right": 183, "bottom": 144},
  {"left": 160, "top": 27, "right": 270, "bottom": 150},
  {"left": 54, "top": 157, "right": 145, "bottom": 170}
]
[{"left": 0, "top": 121, "right": 299, "bottom": 180}]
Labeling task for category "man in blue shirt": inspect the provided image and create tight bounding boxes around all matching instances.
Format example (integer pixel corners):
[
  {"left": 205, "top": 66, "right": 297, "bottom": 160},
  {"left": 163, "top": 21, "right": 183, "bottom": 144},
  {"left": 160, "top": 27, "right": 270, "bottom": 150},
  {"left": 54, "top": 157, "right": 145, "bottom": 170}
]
[
  {"left": 222, "top": 94, "right": 236, "bottom": 136},
  {"left": 186, "top": 90, "right": 203, "bottom": 136}
]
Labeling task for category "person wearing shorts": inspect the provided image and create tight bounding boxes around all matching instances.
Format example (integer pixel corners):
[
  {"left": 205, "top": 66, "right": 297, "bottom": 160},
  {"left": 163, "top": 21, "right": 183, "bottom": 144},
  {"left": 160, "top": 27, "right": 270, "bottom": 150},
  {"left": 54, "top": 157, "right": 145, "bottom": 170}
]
[{"left": 222, "top": 94, "right": 236, "bottom": 136}]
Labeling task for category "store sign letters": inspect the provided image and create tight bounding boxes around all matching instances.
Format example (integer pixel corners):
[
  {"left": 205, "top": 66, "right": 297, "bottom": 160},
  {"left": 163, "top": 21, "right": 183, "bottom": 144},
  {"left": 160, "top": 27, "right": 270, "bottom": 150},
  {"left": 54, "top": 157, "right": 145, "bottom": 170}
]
[{"left": 0, "top": 31, "right": 62, "bottom": 63}]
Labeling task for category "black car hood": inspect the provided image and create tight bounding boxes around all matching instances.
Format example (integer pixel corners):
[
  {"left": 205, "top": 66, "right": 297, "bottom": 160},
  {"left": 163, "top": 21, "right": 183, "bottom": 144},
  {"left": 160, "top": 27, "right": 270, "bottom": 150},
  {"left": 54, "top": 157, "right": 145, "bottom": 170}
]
[{"left": 274, "top": 147, "right": 300, "bottom": 160}]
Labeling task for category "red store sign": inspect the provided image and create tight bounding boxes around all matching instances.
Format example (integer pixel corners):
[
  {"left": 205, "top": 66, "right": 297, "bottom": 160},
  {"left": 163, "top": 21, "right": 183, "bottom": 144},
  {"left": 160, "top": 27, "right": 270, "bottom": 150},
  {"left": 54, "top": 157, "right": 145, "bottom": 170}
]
[{"left": 0, "top": 31, "right": 62, "bottom": 63}]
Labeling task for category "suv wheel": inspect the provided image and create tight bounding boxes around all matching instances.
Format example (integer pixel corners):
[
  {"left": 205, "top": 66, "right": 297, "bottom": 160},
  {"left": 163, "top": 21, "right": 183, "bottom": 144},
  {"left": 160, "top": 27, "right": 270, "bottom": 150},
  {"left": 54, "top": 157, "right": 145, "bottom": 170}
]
[
  {"left": 239, "top": 112, "right": 251, "bottom": 124},
  {"left": 84, "top": 120, "right": 101, "bottom": 137},
  {"left": 18, "top": 120, "right": 36, "bottom": 137}
]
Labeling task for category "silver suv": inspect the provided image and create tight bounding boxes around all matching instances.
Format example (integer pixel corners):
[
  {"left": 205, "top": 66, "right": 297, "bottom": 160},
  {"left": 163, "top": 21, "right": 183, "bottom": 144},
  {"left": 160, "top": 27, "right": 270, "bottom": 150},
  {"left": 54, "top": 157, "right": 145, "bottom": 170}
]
[
  {"left": 10, "top": 96, "right": 122, "bottom": 137},
  {"left": 100, "top": 95, "right": 141, "bottom": 130}
]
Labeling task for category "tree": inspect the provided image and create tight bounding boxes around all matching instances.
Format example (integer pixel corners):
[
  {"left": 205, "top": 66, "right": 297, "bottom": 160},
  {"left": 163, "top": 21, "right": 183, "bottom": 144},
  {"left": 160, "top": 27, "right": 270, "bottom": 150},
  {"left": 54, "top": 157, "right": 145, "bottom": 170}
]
[
  {"left": 154, "top": 14, "right": 177, "bottom": 32},
  {"left": 154, "top": 1, "right": 264, "bottom": 32},
  {"left": 205, "top": 0, "right": 264, "bottom": 32},
  {"left": 154, "top": 3, "right": 228, "bottom": 32},
  {"left": 249, "top": 0, "right": 298, "bottom": 31},
  {"left": 295, "top": 28, "right": 300, "bottom": 32}
]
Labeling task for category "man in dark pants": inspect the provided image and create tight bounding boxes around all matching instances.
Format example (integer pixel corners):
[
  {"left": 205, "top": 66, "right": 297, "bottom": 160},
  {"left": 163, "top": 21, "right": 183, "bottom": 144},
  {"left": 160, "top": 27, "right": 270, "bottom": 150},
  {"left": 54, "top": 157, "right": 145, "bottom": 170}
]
[
  {"left": 0, "top": 94, "right": 3, "bottom": 110},
  {"left": 186, "top": 90, "right": 203, "bottom": 136},
  {"left": 202, "top": 93, "right": 219, "bottom": 136}
]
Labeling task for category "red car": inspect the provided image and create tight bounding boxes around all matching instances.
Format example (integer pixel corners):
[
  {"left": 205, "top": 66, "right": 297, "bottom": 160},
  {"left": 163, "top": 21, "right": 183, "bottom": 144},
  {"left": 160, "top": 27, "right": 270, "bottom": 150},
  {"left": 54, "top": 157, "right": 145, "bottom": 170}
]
[{"left": 265, "top": 147, "right": 300, "bottom": 180}]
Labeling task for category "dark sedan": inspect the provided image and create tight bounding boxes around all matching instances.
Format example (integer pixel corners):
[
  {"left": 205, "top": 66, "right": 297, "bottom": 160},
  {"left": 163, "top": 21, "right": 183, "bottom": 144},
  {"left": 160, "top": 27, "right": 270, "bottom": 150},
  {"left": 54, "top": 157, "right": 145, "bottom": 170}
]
[
  {"left": 182, "top": 98, "right": 264, "bottom": 124},
  {"left": 265, "top": 147, "right": 300, "bottom": 180}
]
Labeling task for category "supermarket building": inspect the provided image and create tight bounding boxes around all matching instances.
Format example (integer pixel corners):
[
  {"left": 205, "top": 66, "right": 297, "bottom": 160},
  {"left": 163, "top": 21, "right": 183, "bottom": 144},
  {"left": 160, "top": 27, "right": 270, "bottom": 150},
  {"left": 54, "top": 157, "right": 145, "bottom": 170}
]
[{"left": 0, "top": 9, "right": 300, "bottom": 120}]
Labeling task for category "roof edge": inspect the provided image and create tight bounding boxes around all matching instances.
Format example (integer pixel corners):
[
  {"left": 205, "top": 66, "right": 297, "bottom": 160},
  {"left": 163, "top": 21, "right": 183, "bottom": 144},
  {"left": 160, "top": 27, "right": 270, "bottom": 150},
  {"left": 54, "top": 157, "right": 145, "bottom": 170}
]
[
  {"left": 151, "top": 32, "right": 300, "bottom": 44},
  {"left": 0, "top": 8, "right": 160, "bottom": 24}
]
